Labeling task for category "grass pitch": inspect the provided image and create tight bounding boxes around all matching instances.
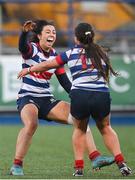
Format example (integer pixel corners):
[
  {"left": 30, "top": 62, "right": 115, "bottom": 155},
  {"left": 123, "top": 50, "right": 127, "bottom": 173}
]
[{"left": 0, "top": 124, "right": 134, "bottom": 179}]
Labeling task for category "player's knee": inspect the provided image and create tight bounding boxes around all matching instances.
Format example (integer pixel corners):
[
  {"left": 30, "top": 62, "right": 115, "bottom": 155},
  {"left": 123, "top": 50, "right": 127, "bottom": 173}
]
[{"left": 25, "top": 121, "right": 38, "bottom": 134}]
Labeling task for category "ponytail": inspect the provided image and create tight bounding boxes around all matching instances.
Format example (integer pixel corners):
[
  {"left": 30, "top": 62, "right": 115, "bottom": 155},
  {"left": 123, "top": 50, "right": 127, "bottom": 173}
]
[{"left": 84, "top": 42, "right": 118, "bottom": 82}]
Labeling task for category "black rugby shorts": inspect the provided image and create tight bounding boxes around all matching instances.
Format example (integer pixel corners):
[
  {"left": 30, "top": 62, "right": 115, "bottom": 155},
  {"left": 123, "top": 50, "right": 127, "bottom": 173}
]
[{"left": 69, "top": 89, "right": 111, "bottom": 120}]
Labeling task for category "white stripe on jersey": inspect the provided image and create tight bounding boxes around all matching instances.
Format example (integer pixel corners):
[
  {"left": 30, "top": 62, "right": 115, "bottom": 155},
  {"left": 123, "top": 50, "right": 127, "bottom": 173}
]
[
  {"left": 72, "top": 75, "right": 105, "bottom": 85},
  {"left": 21, "top": 83, "right": 51, "bottom": 93},
  {"left": 65, "top": 49, "right": 72, "bottom": 58},
  {"left": 22, "top": 58, "right": 38, "bottom": 66},
  {"left": 71, "top": 68, "right": 98, "bottom": 77},
  {"left": 72, "top": 82, "right": 108, "bottom": 89},
  {"left": 19, "top": 92, "right": 53, "bottom": 98},
  {"left": 31, "top": 43, "right": 39, "bottom": 57}
]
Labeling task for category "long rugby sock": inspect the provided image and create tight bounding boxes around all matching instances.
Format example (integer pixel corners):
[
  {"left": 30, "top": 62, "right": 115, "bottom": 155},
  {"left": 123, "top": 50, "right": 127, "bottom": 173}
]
[
  {"left": 89, "top": 150, "right": 101, "bottom": 161},
  {"left": 74, "top": 160, "right": 84, "bottom": 169},
  {"left": 14, "top": 159, "right": 23, "bottom": 167},
  {"left": 115, "top": 153, "right": 124, "bottom": 164}
]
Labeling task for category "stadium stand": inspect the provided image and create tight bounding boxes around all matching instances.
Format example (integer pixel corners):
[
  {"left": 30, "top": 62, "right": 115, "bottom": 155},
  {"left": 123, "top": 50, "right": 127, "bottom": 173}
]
[{"left": 0, "top": 1, "right": 135, "bottom": 53}]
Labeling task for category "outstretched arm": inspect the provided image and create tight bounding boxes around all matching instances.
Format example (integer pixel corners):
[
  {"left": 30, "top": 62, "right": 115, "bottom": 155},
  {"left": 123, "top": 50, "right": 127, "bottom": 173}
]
[{"left": 17, "top": 58, "right": 60, "bottom": 79}]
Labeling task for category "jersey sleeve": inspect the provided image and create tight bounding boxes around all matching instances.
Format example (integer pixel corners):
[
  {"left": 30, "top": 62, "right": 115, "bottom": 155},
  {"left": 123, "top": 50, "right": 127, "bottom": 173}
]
[
  {"left": 19, "top": 31, "right": 34, "bottom": 59},
  {"left": 55, "top": 66, "right": 66, "bottom": 75},
  {"left": 56, "top": 49, "right": 72, "bottom": 65},
  {"left": 56, "top": 72, "right": 72, "bottom": 93},
  {"left": 22, "top": 44, "right": 33, "bottom": 59}
]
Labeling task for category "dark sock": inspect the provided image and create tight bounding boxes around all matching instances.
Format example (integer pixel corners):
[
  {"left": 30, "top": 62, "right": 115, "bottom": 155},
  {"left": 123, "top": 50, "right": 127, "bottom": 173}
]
[
  {"left": 14, "top": 159, "right": 23, "bottom": 167},
  {"left": 89, "top": 150, "right": 101, "bottom": 161},
  {"left": 74, "top": 160, "right": 84, "bottom": 169},
  {"left": 115, "top": 153, "right": 124, "bottom": 165}
]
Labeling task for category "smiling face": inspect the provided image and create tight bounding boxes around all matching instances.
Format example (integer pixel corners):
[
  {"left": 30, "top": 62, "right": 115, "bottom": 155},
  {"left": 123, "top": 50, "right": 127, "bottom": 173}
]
[{"left": 37, "top": 25, "right": 56, "bottom": 51}]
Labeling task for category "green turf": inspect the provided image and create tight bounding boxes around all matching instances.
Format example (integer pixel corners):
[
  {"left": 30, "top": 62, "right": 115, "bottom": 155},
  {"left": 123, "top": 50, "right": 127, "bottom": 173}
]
[{"left": 0, "top": 124, "right": 134, "bottom": 179}]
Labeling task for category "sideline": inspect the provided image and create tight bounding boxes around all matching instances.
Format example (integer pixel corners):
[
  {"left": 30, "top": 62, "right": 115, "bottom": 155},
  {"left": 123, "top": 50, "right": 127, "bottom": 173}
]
[{"left": 0, "top": 113, "right": 135, "bottom": 125}]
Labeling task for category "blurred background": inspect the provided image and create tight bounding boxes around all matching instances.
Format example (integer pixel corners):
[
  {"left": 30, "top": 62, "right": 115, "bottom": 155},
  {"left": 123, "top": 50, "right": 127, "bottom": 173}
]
[
  {"left": 0, "top": 2, "right": 135, "bottom": 178},
  {"left": 0, "top": 0, "right": 135, "bottom": 116}
]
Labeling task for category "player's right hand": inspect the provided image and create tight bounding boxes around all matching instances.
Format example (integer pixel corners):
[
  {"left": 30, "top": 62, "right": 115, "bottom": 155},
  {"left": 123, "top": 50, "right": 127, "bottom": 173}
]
[
  {"left": 17, "top": 68, "right": 29, "bottom": 79},
  {"left": 22, "top": 20, "right": 36, "bottom": 32}
]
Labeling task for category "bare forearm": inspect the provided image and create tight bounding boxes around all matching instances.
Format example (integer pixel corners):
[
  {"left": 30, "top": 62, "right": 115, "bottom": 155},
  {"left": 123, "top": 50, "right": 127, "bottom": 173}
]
[
  {"left": 30, "top": 59, "right": 59, "bottom": 72},
  {"left": 17, "top": 58, "right": 61, "bottom": 79}
]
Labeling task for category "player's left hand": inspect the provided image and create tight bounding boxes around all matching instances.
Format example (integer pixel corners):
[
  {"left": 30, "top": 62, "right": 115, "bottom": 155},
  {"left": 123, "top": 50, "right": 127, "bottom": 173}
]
[{"left": 17, "top": 68, "right": 29, "bottom": 79}]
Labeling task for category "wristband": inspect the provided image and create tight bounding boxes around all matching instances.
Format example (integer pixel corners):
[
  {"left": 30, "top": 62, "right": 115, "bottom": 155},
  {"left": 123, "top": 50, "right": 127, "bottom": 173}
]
[{"left": 27, "top": 67, "right": 31, "bottom": 74}]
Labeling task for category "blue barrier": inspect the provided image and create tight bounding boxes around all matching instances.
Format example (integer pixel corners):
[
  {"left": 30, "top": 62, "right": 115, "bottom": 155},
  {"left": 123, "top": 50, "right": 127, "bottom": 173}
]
[{"left": 0, "top": 114, "right": 135, "bottom": 125}]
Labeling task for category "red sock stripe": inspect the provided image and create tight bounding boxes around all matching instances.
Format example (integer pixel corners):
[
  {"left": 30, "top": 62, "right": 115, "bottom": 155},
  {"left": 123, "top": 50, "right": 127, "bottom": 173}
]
[
  {"left": 89, "top": 150, "right": 101, "bottom": 160},
  {"left": 115, "top": 154, "right": 124, "bottom": 164},
  {"left": 74, "top": 160, "right": 84, "bottom": 169},
  {"left": 14, "top": 159, "right": 23, "bottom": 166}
]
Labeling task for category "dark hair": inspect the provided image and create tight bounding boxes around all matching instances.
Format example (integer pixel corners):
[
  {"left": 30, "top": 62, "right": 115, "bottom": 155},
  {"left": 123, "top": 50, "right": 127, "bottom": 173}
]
[
  {"left": 30, "top": 19, "right": 54, "bottom": 43},
  {"left": 75, "top": 22, "right": 118, "bottom": 82}
]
